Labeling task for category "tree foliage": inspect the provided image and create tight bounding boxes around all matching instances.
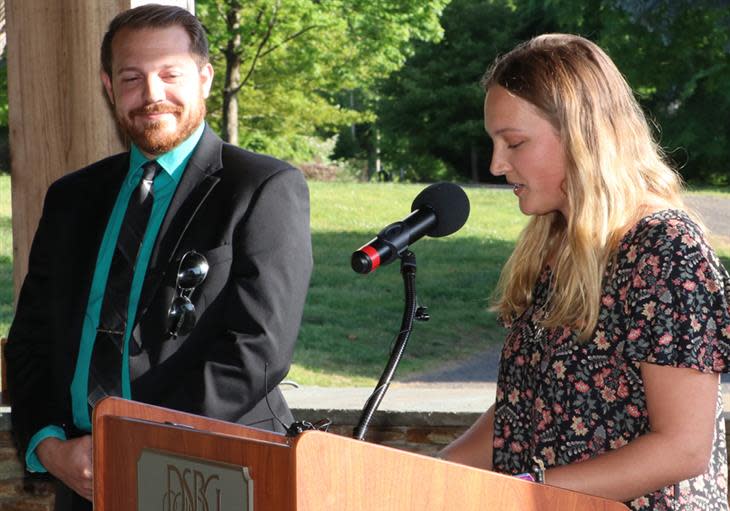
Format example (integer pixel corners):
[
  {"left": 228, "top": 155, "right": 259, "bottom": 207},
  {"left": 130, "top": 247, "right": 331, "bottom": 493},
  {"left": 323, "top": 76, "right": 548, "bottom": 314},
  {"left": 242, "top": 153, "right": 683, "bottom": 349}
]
[
  {"left": 553, "top": 0, "right": 730, "bottom": 182},
  {"left": 376, "top": 0, "right": 559, "bottom": 182},
  {"left": 376, "top": 0, "right": 730, "bottom": 183},
  {"left": 196, "top": 0, "right": 448, "bottom": 160}
]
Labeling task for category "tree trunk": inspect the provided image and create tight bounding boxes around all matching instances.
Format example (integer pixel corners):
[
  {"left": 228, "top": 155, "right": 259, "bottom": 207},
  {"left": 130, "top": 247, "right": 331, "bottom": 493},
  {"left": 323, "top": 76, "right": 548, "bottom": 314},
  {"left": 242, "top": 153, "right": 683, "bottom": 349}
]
[
  {"left": 221, "top": 1, "right": 242, "bottom": 145},
  {"left": 470, "top": 143, "right": 479, "bottom": 183},
  {"left": 349, "top": 90, "right": 356, "bottom": 140}
]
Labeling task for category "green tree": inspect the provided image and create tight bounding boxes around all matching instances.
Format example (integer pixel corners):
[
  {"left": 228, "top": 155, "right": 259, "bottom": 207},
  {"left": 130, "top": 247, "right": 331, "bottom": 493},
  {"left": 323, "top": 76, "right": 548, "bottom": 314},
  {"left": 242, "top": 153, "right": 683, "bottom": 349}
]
[
  {"left": 196, "top": 0, "right": 448, "bottom": 160},
  {"left": 376, "top": 0, "right": 730, "bottom": 183},
  {"left": 548, "top": 0, "right": 730, "bottom": 183},
  {"left": 375, "top": 0, "right": 559, "bottom": 182}
]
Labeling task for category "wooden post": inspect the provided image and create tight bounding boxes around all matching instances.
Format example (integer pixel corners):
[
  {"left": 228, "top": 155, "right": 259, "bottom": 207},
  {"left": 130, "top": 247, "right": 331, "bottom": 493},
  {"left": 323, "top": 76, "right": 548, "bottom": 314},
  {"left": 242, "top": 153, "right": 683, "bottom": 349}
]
[{"left": 6, "top": 0, "right": 194, "bottom": 300}]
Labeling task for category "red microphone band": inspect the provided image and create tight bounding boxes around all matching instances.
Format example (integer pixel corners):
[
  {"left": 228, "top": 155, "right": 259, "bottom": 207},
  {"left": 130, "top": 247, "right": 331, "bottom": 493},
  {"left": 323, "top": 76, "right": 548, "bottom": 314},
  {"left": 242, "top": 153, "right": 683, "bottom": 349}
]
[{"left": 361, "top": 245, "right": 380, "bottom": 272}]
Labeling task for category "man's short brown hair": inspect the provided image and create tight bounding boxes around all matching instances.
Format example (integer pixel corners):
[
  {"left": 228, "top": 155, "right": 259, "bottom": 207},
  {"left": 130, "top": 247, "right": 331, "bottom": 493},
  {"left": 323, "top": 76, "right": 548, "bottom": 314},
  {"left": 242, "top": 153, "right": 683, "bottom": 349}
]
[{"left": 101, "top": 4, "right": 209, "bottom": 76}]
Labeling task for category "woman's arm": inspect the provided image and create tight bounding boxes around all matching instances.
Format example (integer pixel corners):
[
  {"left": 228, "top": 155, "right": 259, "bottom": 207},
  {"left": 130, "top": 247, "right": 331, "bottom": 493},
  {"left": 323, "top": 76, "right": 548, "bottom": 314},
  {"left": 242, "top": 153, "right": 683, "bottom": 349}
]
[
  {"left": 545, "top": 363, "right": 718, "bottom": 502},
  {"left": 438, "top": 403, "right": 495, "bottom": 470}
]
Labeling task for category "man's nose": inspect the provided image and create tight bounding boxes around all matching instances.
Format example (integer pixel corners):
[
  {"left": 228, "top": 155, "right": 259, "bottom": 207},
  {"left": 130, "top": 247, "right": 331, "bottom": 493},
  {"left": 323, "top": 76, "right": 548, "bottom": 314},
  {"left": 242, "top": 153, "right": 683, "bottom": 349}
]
[{"left": 143, "top": 75, "right": 165, "bottom": 103}]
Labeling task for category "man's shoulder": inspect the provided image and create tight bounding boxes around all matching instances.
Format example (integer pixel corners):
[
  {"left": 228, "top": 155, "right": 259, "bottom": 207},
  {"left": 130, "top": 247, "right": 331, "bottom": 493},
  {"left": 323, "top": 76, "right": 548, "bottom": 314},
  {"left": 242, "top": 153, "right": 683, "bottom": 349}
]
[
  {"left": 219, "top": 143, "right": 298, "bottom": 181},
  {"left": 50, "top": 152, "right": 129, "bottom": 191},
  {"left": 188, "top": 128, "right": 304, "bottom": 192}
]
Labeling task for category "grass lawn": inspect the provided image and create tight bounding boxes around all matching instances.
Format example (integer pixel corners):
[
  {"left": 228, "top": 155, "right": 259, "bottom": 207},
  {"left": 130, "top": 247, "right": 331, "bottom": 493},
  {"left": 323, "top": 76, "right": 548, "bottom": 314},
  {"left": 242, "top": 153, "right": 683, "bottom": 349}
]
[
  {"left": 0, "top": 177, "right": 727, "bottom": 387},
  {"left": 0, "top": 177, "right": 12, "bottom": 338},
  {"left": 291, "top": 182, "right": 527, "bottom": 386}
]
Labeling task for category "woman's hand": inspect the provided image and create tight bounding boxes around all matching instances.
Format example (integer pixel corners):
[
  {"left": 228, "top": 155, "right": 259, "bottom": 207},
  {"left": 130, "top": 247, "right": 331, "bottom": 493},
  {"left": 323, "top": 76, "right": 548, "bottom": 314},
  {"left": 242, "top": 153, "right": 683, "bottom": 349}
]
[{"left": 438, "top": 403, "right": 495, "bottom": 470}]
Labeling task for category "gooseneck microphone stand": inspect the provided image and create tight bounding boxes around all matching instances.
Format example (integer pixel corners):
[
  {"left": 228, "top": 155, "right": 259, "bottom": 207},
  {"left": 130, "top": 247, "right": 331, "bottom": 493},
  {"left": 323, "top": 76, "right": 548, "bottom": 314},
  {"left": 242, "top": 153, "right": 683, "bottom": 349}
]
[{"left": 353, "top": 250, "right": 419, "bottom": 441}]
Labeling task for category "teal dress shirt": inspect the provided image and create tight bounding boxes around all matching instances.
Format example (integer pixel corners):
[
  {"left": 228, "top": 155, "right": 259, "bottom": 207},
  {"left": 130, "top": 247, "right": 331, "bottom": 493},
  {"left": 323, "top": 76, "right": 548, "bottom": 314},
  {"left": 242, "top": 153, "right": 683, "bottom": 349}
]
[{"left": 25, "top": 123, "right": 205, "bottom": 472}]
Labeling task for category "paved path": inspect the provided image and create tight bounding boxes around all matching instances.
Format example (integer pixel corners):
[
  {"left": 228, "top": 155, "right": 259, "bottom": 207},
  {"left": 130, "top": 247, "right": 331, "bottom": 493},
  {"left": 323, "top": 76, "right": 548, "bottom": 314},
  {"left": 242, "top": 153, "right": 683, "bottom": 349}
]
[
  {"left": 283, "top": 383, "right": 496, "bottom": 414},
  {"left": 685, "top": 194, "right": 730, "bottom": 241}
]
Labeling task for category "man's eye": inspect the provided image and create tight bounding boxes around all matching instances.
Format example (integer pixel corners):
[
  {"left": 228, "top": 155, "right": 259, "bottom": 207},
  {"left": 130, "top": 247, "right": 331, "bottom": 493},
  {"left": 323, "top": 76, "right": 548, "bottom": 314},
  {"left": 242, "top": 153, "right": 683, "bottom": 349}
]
[{"left": 121, "top": 76, "right": 139, "bottom": 83}]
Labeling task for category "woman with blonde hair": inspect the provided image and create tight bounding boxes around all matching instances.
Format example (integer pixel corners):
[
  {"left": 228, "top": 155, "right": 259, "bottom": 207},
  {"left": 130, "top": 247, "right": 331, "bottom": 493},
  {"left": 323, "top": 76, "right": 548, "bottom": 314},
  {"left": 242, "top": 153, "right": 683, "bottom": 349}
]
[{"left": 440, "top": 34, "right": 730, "bottom": 510}]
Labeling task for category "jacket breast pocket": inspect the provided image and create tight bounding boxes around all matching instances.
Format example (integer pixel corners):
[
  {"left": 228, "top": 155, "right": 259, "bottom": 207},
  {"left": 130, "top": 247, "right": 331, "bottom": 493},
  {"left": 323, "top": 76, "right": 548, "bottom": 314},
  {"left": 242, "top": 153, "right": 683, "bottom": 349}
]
[
  {"left": 193, "top": 244, "right": 234, "bottom": 310},
  {"left": 201, "top": 244, "right": 233, "bottom": 267}
]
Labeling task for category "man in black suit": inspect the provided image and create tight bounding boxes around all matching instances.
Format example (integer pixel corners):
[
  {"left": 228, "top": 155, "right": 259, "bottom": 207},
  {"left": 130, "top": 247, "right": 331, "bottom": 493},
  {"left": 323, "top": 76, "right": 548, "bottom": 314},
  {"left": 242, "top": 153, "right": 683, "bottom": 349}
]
[{"left": 4, "top": 5, "right": 312, "bottom": 510}]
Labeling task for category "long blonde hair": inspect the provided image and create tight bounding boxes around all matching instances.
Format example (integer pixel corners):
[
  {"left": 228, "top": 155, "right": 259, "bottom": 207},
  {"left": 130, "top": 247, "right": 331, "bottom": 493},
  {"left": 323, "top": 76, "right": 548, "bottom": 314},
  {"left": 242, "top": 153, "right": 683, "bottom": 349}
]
[{"left": 484, "top": 34, "right": 685, "bottom": 338}]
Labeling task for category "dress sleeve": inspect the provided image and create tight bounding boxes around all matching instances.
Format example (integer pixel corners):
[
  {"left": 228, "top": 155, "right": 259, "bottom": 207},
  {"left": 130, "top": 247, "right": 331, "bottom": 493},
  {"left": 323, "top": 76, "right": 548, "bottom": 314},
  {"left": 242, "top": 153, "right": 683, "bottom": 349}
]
[{"left": 623, "top": 216, "right": 730, "bottom": 372}]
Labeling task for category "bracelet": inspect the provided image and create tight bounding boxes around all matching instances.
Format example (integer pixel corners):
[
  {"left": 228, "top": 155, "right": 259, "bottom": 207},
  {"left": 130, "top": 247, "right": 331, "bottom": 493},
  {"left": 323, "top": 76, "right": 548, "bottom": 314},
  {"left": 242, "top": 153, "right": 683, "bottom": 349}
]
[{"left": 515, "top": 472, "right": 536, "bottom": 482}]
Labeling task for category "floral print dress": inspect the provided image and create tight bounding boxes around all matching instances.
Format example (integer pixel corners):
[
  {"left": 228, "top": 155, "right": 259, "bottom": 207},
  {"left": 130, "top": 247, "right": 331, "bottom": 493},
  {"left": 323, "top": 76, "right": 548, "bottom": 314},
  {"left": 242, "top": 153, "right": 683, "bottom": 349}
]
[{"left": 493, "top": 210, "right": 730, "bottom": 510}]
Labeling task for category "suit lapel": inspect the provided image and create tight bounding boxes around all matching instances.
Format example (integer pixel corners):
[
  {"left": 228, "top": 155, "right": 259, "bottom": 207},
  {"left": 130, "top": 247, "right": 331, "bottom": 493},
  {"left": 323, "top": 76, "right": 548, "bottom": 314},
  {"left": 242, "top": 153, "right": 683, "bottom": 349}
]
[
  {"left": 134, "top": 127, "right": 223, "bottom": 325},
  {"left": 82, "top": 157, "right": 130, "bottom": 264},
  {"left": 62, "top": 155, "right": 130, "bottom": 384},
  {"left": 69, "top": 155, "right": 130, "bottom": 333}
]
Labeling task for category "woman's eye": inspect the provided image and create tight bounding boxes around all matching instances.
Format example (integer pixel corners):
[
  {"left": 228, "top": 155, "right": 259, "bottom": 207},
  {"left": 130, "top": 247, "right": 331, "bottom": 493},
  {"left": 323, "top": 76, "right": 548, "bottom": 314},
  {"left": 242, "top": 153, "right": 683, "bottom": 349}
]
[{"left": 507, "top": 141, "right": 525, "bottom": 149}]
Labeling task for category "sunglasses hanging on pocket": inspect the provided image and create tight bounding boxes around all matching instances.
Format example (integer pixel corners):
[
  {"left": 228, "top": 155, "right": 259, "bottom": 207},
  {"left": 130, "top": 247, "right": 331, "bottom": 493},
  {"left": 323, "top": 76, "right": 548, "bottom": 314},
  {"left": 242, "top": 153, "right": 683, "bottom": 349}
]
[{"left": 167, "top": 250, "right": 209, "bottom": 338}]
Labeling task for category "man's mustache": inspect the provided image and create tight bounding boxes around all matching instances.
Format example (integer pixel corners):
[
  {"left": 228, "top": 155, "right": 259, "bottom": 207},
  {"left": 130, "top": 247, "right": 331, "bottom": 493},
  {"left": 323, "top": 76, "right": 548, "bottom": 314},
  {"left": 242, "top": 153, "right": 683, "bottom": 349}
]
[{"left": 130, "top": 103, "right": 183, "bottom": 116}]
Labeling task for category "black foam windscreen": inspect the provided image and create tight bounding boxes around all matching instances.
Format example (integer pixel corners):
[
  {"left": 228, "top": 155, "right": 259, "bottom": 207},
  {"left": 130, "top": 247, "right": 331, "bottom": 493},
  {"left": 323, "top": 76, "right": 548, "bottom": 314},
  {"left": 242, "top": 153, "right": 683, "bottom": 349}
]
[{"left": 411, "top": 182, "right": 470, "bottom": 238}]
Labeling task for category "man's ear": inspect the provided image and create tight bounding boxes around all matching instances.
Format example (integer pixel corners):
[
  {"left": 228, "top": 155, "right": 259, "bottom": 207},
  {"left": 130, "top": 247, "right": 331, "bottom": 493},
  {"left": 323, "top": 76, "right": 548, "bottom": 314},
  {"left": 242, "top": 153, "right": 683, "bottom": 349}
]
[
  {"left": 101, "top": 71, "right": 114, "bottom": 105},
  {"left": 200, "top": 63, "right": 214, "bottom": 99}
]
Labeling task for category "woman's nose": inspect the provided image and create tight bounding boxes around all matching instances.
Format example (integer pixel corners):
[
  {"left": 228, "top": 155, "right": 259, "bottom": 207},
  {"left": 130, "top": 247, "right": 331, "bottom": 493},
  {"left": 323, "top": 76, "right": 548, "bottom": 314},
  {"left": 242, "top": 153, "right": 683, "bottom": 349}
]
[{"left": 490, "top": 149, "right": 510, "bottom": 176}]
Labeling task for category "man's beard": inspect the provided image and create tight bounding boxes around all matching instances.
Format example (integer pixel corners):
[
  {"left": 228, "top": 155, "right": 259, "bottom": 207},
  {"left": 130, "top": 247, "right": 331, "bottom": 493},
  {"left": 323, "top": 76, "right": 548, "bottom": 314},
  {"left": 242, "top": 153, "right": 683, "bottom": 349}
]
[{"left": 117, "top": 98, "right": 206, "bottom": 156}]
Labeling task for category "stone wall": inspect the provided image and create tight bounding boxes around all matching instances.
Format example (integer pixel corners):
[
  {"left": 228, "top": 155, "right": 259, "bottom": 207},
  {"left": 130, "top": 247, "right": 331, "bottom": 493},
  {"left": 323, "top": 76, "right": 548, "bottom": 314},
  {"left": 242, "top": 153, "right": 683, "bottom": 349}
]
[{"left": 293, "top": 409, "right": 478, "bottom": 457}]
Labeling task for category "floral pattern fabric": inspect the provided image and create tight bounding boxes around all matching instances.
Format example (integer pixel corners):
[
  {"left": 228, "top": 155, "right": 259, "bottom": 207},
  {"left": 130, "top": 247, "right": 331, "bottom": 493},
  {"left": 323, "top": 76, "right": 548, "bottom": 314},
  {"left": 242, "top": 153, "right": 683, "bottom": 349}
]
[{"left": 493, "top": 210, "right": 730, "bottom": 510}]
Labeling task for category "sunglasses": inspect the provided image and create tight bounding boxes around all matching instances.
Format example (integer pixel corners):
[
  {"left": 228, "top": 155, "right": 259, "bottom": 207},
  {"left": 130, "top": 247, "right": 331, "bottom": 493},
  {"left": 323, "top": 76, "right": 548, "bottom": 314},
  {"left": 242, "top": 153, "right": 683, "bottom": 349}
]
[{"left": 167, "top": 250, "right": 209, "bottom": 338}]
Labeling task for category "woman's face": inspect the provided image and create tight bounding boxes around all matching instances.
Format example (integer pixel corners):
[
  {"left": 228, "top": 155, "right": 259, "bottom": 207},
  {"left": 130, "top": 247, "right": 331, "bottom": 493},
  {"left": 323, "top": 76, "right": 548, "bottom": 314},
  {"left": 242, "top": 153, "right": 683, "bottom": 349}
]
[{"left": 484, "top": 85, "right": 569, "bottom": 218}]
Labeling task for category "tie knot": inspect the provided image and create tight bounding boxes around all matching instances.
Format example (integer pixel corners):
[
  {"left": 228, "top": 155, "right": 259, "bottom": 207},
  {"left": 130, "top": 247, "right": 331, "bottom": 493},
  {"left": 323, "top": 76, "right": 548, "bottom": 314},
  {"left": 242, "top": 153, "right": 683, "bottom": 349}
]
[{"left": 142, "top": 160, "right": 161, "bottom": 182}]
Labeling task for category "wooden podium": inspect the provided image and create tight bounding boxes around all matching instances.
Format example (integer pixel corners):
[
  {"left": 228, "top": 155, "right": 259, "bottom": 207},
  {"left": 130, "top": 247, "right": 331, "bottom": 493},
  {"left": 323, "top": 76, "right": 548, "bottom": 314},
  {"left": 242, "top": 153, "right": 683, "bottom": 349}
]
[{"left": 93, "top": 397, "right": 629, "bottom": 510}]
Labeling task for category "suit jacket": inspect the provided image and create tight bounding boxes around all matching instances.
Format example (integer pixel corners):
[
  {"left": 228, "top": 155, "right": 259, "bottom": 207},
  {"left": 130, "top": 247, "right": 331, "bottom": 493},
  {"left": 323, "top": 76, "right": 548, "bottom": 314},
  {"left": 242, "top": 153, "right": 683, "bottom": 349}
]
[{"left": 5, "top": 126, "right": 313, "bottom": 459}]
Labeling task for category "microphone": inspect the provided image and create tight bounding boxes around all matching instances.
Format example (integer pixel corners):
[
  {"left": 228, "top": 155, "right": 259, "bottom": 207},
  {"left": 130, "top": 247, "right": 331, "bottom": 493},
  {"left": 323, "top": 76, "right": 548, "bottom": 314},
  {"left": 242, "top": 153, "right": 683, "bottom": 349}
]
[{"left": 351, "top": 182, "right": 470, "bottom": 273}]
